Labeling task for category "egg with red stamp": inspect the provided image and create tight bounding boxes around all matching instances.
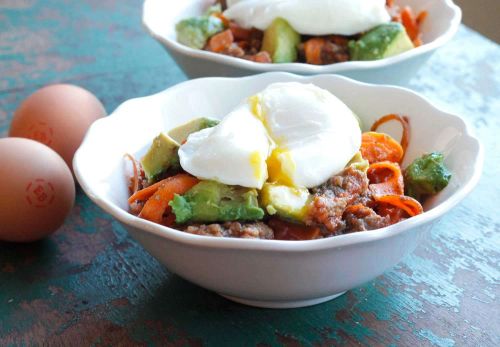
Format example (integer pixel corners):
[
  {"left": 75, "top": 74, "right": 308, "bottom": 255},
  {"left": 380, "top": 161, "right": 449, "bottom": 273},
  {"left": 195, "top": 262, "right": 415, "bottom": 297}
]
[
  {"left": 0, "top": 138, "right": 75, "bottom": 242},
  {"left": 9, "top": 84, "right": 106, "bottom": 171}
]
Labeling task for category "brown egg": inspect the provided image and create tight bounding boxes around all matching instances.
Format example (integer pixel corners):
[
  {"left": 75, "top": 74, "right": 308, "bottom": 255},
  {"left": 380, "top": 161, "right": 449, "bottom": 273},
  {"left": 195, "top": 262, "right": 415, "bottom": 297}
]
[
  {"left": 9, "top": 84, "right": 106, "bottom": 171},
  {"left": 0, "top": 138, "right": 75, "bottom": 242}
]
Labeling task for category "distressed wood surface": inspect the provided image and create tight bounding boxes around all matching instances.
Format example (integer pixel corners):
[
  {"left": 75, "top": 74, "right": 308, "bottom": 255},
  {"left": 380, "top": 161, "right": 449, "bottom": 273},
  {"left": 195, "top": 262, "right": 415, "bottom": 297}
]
[{"left": 0, "top": 1, "right": 499, "bottom": 346}]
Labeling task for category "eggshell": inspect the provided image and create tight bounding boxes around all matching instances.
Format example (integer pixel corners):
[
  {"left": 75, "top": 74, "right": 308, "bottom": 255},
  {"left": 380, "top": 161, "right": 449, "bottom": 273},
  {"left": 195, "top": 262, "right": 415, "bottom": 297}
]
[
  {"left": 9, "top": 84, "right": 106, "bottom": 171},
  {"left": 0, "top": 138, "right": 75, "bottom": 242}
]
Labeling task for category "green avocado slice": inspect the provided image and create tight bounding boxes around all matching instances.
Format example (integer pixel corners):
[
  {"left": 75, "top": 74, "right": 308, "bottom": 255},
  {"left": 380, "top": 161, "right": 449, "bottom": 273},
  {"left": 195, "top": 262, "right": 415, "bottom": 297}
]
[
  {"left": 404, "top": 152, "right": 452, "bottom": 201},
  {"left": 349, "top": 22, "right": 415, "bottom": 61},
  {"left": 176, "top": 16, "right": 225, "bottom": 50},
  {"left": 168, "top": 117, "right": 219, "bottom": 144},
  {"left": 169, "top": 181, "right": 265, "bottom": 224},
  {"left": 141, "top": 133, "right": 180, "bottom": 183},
  {"left": 261, "top": 18, "right": 301, "bottom": 63}
]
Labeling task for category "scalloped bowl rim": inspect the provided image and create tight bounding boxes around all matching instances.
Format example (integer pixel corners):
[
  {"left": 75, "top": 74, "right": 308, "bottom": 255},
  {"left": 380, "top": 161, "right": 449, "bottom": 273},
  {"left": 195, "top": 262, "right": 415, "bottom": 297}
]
[
  {"left": 74, "top": 73, "right": 483, "bottom": 252},
  {"left": 142, "top": 0, "right": 462, "bottom": 74}
]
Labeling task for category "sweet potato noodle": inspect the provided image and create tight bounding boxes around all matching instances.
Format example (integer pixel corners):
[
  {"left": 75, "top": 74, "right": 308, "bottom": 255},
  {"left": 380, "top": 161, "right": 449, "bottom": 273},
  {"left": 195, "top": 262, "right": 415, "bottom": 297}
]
[{"left": 127, "top": 114, "right": 427, "bottom": 241}]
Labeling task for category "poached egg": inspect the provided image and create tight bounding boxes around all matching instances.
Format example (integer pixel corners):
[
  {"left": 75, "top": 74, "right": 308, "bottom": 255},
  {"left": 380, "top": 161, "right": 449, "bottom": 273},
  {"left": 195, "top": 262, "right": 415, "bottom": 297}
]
[
  {"left": 178, "top": 82, "right": 361, "bottom": 189},
  {"left": 223, "top": 0, "right": 391, "bottom": 36}
]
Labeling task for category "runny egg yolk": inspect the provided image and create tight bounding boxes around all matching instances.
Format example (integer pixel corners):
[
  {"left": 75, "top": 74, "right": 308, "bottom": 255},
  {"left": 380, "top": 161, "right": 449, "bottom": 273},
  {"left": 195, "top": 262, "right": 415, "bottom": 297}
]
[
  {"left": 249, "top": 95, "right": 263, "bottom": 122},
  {"left": 267, "top": 147, "right": 295, "bottom": 186},
  {"left": 250, "top": 151, "right": 265, "bottom": 181},
  {"left": 248, "top": 95, "right": 296, "bottom": 187}
]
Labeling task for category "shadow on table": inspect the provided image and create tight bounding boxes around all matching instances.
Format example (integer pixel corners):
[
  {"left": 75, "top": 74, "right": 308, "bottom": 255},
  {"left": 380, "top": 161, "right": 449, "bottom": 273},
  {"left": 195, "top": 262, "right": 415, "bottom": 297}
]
[
  {"left": 138, "top": 273, "right": 252, "bottom": 313},
  {"left": 0, "top": 239, "right": 58, "bottom": 279}
]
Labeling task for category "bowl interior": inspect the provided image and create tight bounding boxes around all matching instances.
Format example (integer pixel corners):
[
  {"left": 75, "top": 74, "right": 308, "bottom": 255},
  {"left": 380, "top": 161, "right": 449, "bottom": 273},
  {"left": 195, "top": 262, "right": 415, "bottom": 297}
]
[
  {"left": 75, "top": 74, "right": 480, "bottom": 226},
  {"left": 144, "top": 0, "right": 459, "bottom": 50}
]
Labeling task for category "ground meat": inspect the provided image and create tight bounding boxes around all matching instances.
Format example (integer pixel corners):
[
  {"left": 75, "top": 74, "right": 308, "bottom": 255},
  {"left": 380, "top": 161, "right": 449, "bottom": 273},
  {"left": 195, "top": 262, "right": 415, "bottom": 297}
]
[
  {"left": 343, "top": 205, "right": 391, "bottom": 232},
  {"left": 129, "top": 200, "right": 144, "bottom": 216},
  {"left": 127, "top": 159, "right": 147, "bottom": 195},
  {"left": 233, "top": 30, "right": 263, "bottom": 56},
  {"left": 320, "top": 41, "right": 350, "bottom": 64},
  {"left": 352, "top": 194, "right": 376, "bottom": 209},
  {"left": 183, "top": 222, "right": 274, "bottom": 240},
  {"left": 137, "top": 174, "right": 148, "bottom": 191},
  {"left": 297, "top": 35, "right": 351, "bottom": 65},
  {"left": 306, "top": 166, "right": 374, "bottom": 235},
  {"left": 316, "top": 166, "right": 369, "bottom": 196},
  {"left": 306, "top": 195, "right": 349, "bottom": 234}
]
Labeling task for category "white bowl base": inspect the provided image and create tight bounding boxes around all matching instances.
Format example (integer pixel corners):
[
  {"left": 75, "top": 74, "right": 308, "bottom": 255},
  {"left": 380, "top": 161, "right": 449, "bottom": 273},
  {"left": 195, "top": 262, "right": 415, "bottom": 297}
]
[{"left": 219, "top": 291, "right": 347, "bottom": 309}]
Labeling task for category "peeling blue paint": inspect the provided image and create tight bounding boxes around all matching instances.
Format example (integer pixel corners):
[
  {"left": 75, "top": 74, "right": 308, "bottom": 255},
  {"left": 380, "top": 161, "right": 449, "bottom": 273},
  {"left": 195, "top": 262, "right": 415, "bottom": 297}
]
[{"left": 418, "top": 329, "right": 455, "bottom": 347}]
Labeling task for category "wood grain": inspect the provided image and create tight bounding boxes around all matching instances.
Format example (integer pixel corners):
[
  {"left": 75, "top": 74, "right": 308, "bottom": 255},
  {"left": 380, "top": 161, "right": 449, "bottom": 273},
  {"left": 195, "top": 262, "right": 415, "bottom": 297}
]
[{"left": 0, "top": 0, "right": 499, "bottom": 346}]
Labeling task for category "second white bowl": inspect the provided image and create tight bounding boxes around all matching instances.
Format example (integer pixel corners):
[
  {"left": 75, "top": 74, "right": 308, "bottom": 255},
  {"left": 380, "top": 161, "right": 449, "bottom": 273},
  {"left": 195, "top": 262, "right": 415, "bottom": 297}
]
[{"left": 143, "top": 0, "right": 461, "bottom": 85}]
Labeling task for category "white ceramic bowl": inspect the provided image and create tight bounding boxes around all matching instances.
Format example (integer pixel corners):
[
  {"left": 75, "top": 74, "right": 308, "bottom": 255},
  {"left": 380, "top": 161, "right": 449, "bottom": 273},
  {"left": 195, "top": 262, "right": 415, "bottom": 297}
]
[
  {"left": 143, "top": 0, "right": 461, "bottom": 85},
  {"left": 74, "top": 73, "right": 482, "bottom": 308}
]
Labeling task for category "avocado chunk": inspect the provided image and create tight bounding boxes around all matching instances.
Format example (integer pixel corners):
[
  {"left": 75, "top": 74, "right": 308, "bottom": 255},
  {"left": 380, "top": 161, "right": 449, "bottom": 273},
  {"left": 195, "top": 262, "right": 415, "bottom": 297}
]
[
  {"left": 176, "top": 16, "right": 225, "bottom": 49},
  {"left": 260, "top": 183, "right": 310, "bottom": 221},
  {"left": 168, "top": 117, "right": 220, "bottom": 144},
  {"left": 347, "top": 152, "right": 369, "bottom": 173},
  {"left": 349, "top": 22, "right": 414, "bottom": 61},
  {"left": 261, "top": 18, "right": 300, "bottom": 63},
  {"left": 404, "top": 152, "right": 452, "bottom": 201},
  {"left": 169, "top": 181, "right": 265, "bottom": 224},
  {"left": 141, "top": 133, "right": 180, "bottom": 182}
]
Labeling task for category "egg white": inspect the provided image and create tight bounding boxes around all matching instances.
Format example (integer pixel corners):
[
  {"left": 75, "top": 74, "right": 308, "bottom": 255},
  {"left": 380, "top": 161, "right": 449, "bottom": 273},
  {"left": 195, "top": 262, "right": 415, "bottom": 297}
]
[
  {"left": 178, "top": 82, "right": 361, "bottom": 189},
  {"left": 224, "top": 0, "right": 390, "bottom": 36},
  {"left": 178, "top": 103, "right": 272, "bottom": 189},
  {"left": 258, "top": 82, "right": 361, "bottom": 188}
]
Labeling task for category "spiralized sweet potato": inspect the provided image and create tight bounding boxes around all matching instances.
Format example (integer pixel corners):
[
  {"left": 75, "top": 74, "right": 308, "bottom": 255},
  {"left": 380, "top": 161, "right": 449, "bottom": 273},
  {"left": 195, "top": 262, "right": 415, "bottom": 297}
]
[
  {"left": 304, "top": 38, "right": 327, "bottom": 65},
  {"left": 370, "top": 113, "right": 410, "bottom": 163},
  {"left": 376, "top": 203, "right": 406, "bottom": 224},
  {"left": 367, "top": 161, "right": 404, "bottom": 196},
  {"left": 139, "top": 174, "right": 200, "bottom": 223},
  {"left": 387, "top": 2, "right": 427, "bottom": 47},
  {"left": 206, "top": 29, "right": 234, "bottom": 53},
  {"left": 124, "top": 153, "right": 139, "bottom": 195},
  {"left": 373, "top": 195, "right": 423, "bottom": 217},
  {"left": 401, "top": 6, "right": 419, "bottom": 42},
  {"left": 229, "top": 22, "right": 252, "bottom": 41},
  {"left": 361, "top": 132, "right": 404, "bottom": 164},
  {"left": 128, "top": 179, "right": 164, "bottom": 205}
]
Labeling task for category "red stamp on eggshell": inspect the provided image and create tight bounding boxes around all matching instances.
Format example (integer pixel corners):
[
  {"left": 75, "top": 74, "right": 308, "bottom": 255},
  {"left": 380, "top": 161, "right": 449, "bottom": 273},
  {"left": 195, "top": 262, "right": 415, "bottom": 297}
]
[
  {"left": 27, "top": 122, "right": 54, "bottom": 146},
  {"left": 25, "top": 179, "right": 55, "bottom": 208}
]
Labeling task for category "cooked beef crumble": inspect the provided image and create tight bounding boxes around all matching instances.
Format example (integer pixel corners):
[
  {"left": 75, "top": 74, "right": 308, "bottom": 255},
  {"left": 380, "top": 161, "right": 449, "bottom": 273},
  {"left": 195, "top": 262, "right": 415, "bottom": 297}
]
[
  {"left": 298, "top": 36, "right": 351, "bottom": 65},
  {"left": 343, "top": 205, "right": 391, "bottom": 232},
  {"left": 183, "top": 222, "right": 274, "bottom": 239},
  {"left": 306, "top": 166, "right": 369, "bottom": 234},
  {"left": 306, "top": 166, "right": 391, "bottom": 236}
]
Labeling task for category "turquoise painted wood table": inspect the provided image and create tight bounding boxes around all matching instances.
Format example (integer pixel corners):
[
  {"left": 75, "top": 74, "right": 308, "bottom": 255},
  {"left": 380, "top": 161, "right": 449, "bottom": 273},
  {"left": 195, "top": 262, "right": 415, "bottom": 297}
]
[{"left": 1, "top": 1, "right": 499, "bottom": 346}]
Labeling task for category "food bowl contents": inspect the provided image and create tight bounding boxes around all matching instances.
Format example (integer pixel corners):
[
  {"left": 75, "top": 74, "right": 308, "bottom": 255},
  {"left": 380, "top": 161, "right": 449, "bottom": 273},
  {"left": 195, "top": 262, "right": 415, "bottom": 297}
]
[
  {"left": 125, "top": 82, "right": 451, "bottom": 241},
  {"left": 9, "top": 84, "right": 106, "bottom": 171},
  {"left": 175, "top": 0, "right": 427, "bottom": 64},
  {"left": 0, "top": 138, "right": 75, "bottom": 242}
]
